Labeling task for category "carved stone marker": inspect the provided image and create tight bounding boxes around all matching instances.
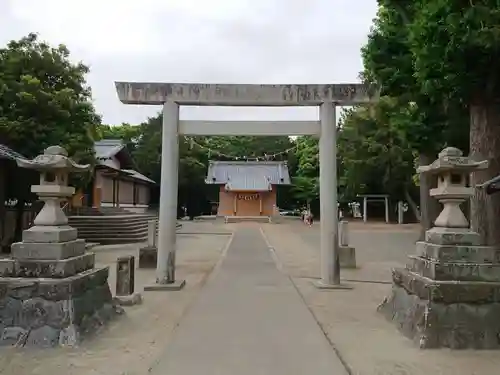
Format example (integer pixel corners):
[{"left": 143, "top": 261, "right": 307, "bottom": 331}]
[
  {"left": 116, "top": 256, "right": 135, "bottom": 296},
  {"left": 338, "top": 220, "right": 356, "bottom": 268},
  {"left": 113, "top": 255, "right": 141, "bottom": 306},
  {"left": 377, "top": 147, "right": 500, "bottom": 349},
  {"left": 0, "top": 146, "right": 121, "bottom": 348}
]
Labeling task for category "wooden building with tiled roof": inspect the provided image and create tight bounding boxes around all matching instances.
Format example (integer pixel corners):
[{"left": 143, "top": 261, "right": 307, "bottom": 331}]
[{"left": 205, "top": 161, "right": 290, "bottom": 217}]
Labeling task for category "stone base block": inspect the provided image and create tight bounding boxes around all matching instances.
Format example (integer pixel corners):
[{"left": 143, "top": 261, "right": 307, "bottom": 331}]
[
  {"left": 391, "top": 267, "right": 500, "bottom": 303},
  {"left": 0, "top": 267, "right": 122, "bottom": 348},
  {"left": 11, "top": 239, "right": 86, "bottom": 260},
  {"left": 143, "top": 279, "right": 186, "bottom": 291},
  {"left": 22, "top": 226, "right": 77, "bottom": 244},
  {"left": 113, "top": 292, "right": 143, "bottom": 306},
  {"left": 139, "top": 246, "right": 157, "bottom": 268},
  {"left": 313, "top": 280, "right": 353, "bottom": 290},
  {"left": 0, "top": 253, "right": 95, "bottom": 278},
  {"left": 415, "top": 241, "right": 500, "bottom": 263},
  {"left": 425, "top": 227, "right": 481, "bottom": 246},
  {"left": 339, "top": 246, "right": 356, "bottom": 268},
  {"left": 408, "top": 255, "right": 500, "bottom": 282},
  {"left": 378, "top": 284, "right": 500, "bottom": 349}
]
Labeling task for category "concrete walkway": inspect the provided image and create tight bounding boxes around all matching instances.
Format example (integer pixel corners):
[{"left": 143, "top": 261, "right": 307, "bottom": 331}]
[{"left": 149, "top": 226, "right": 347, "bottom": 375}]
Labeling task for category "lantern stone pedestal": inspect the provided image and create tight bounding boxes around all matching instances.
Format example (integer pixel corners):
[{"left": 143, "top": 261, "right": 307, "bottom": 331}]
[
  {"left": 0, "top": 146, "right": 121, "bottom": 348},
  {"left": 377, "top": 147, "right": 500, "bottom": 349}
]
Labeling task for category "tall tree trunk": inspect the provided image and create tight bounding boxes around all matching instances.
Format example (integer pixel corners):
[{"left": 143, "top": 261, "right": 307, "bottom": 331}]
[
  {"left": 470, "top": 104, "right": 500, "bottom": 246},
  {"left": 418, "top": 153, "right": 441, "bottom": 240}
]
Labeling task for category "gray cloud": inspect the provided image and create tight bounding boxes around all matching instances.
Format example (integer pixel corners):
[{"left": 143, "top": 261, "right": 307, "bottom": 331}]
[{"left": 1, "top": 0, "right": 377, "bottom": 124}]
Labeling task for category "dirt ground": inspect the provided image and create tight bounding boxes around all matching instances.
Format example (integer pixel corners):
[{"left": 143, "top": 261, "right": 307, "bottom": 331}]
[
  {"left": 0, "top": 225, "right": 232, "bottom": 375},
  {"left": 3, "top": 220, "right": 500, "bottom": 375},
  {"left": 262, "top": 221, "right": 500, "bottom": 375}
]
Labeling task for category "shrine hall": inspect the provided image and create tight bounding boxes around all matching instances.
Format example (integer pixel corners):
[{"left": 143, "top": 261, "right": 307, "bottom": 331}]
[{"left": 205, "top": 160, "right": 291, "bottom": 217}]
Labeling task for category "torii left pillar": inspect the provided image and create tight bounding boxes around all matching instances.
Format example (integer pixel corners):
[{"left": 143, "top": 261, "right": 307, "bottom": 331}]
[
  {"left": 316, "top": 103, "right": 352, "bottom": 289},
  {"left": 144, "top": 101, "right": 186, "bottom": 291}
]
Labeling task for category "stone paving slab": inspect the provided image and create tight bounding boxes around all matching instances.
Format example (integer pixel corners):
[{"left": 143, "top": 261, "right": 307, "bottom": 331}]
[{"left": 149, "top": 225, "right": 348, "bottom": 375}]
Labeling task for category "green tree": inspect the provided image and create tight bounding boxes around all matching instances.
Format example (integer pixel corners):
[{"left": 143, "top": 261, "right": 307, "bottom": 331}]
[
  {"left": 0, "top": 33, "right": 99, "bottom": 161},
  {"left": 292, "top": 136, "right": 319, "bottom": 213},
  {"left": 96, "top": 123, "right": 141, "bottom": 153},
  {"left": 361, "top": 0, "right": 469, "bottom": 235},
  {"left": 0, "top": 33, "right": 100, "bottom": 241},
  {"left": 337, "top": 98, "right": 418, "bottom": 219},
  {"left": 407, "top": 1, "right": 500, "bottom": 245}
]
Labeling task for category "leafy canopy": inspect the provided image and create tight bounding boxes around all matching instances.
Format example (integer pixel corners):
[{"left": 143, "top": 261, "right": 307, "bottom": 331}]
[
  {"left": 0, "top": 33, "right": 99, "bottom": 161},
  {"left": 361, "top": 0, "right": 469, "bottom": 156},
  {"left": 409, "top": 0, "right": 500, "bottom": 104},
  {"left": 0, "top": 33, "right": 100, "bottom": 200}
]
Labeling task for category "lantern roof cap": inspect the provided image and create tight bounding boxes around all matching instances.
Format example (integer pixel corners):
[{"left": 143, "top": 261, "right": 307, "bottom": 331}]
[
  {"left": 16, "top": 146, "right": 90, "bottom": 172},
  {"left": 417, "top": 147, "right": 488, "bottom": 175}
]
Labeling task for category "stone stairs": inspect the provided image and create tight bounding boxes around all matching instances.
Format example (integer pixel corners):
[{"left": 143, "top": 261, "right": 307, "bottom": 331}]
[
  {"left": 68, "top": 208, "right": 158, "bottom": 244},
  {"left": 224, "top": 216, "right": 271, "bottom": 224},
  {"left": 67, "top": 206, "right": 131, "bottom": 216}
]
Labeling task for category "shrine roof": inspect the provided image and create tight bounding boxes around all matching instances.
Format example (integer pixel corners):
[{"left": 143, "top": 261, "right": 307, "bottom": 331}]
[{"left": 205, "top": 161, "right": 291, "bottom": 188}]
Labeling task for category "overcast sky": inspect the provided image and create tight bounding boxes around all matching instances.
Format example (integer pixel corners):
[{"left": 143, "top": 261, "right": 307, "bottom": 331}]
[{"left": 0, "top": 0, "right": 378, "bottom": 125}]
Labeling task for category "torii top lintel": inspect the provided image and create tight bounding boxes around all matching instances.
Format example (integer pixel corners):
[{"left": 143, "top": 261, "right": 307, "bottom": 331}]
[{"left": 114, "top": 82, "right": 379, "bottom": 106}]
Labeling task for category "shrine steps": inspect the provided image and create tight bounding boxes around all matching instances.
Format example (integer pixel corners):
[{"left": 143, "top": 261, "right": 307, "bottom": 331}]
[
  {"left": 224, "top": 216, "right": 271, "bottom": 224},
  {"left": 68, "top": 213, "right": 157, "bottom": 244}
]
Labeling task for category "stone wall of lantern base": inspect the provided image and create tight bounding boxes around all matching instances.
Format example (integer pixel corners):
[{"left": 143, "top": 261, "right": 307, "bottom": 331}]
[
  {"left": 378, "top": 267, "right": 500, "bottom": 349},
  {"left": 11, "top": 239, "right": 86, "bottom": 260},
  {"left": 138, "top": 246, "right": 157, "bottom": 268},
  {"left": 339, "top": 246, "right": 357, "bottom": 268},
  {"left": 0, "top": 253, "right": 95, "bottom": 278},
  {"left": 407, "top": 255, "right": 500, "bottom": 282},
  {"left": 0, "top": 267, "right": 123, "bottom": 348}
]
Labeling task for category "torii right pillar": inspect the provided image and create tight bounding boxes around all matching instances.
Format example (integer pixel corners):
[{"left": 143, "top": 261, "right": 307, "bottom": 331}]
[{"left": 377, "top": 147, "right": 500, "bottom": 349}]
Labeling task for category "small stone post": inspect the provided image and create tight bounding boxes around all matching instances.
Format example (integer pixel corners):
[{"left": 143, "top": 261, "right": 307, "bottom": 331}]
[
  {"left": 148, "top": 219, "right": 157, "bottom": 247},
  {"left": 116, "top": 256, "right": 135, "bottom": 296},
  {"left": 363, "top": 196, "right": 367, "bottom": 222},
  {"left": 384, "top": 197, "right": 389, "bottom": 223},
  {"left": 338, "top": 220, "right": 356, "bottom": 268},
  {"left": 139, "top": 220, "right": 158, "bottom": 268},
  {"left": 339, "top": 220, "right": 349, "bottom": 247},
  {"left": 115, "top": 255, "right": 142, "bottom": 306},
  {"left": 397, "top": 201, "right": 404, "bottom": 224}
]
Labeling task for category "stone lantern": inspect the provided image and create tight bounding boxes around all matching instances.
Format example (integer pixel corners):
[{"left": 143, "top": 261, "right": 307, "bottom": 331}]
[
  {"left": 20, "top": 145, "right": 89, "bottom": 228},
  {"left": 377, "top": 147, "right": 500, "bottom": 350},
  {"left": 418, "top": 146, "right": 487, "bottom": 230},
  {"left": 0, "top": 146, "right": 119, "bottom": 348}
]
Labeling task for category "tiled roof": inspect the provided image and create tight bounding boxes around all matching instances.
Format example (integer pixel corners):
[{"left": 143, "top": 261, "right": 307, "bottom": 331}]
[
  {"left": 225, "top": 174, "right": 271, "bottom": 191},
  {"left": 94, "top": 139, "right": 125, "bottom": 160},
  {"left": 94, "top": 140, "right": 155, "bottom": 184},
  {"left": 206, "top": 161, "right": 290, "bottom": 191},
  {"left": 0, "top": 144, "right": 27, "bottom": 161},
  {"left": 122, "top": 169, "right": 156, "bottom": 184}
]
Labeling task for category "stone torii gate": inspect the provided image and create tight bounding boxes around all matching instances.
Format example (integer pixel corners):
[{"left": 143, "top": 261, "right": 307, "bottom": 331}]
[{"left": 115, "top": 82, "right": 378, "bottom": 289}]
